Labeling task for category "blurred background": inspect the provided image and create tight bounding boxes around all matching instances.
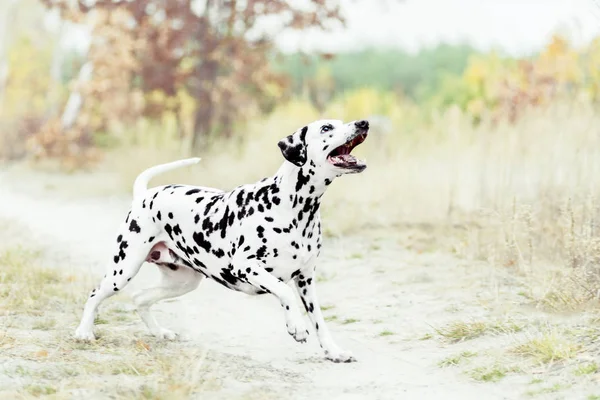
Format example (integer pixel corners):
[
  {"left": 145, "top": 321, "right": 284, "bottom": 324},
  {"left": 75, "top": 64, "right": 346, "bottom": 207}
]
[{"left": 3, "top": 0, "right": 600, "bottom": 306}]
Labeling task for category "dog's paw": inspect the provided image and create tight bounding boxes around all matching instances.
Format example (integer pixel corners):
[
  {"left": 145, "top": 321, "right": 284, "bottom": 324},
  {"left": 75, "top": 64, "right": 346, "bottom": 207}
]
[
  {"left": 286, "top": 320, "right": 309, "bottom": 343},
  {"left": 74, "top": 327, "right": 96, "bottom": 341},
  {"left": 325, "top": 349, "right": 356, "bottom": 363},
  {"left": 151, "top": 328, "right": 178, "bottom": 340}
]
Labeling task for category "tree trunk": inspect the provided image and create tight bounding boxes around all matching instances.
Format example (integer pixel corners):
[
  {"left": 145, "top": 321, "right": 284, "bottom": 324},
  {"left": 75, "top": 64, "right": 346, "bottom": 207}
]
[
  {"left": 61, "top": 61, "right": 93, "bottom": 129},
  {"left": 60, "top": 19, "right": 94, "bottom": 130},
  {"left": 191, "top": 58, "right": 218, "bottom": 152},
  {"left": 0, "top": 0, "right": 19, "bottom": 113},
  {"left": 47, "top": 13, "right": 65, "bottom": 117}
]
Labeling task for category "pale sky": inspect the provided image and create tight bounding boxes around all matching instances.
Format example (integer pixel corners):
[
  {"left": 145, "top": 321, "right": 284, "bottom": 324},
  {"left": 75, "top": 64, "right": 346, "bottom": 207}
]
[
  {"left": 277, "top": 0, "right": 600, "bottom": 55},
  {"left": 51, "top": 0, "right": 600, "bottom": 55}
]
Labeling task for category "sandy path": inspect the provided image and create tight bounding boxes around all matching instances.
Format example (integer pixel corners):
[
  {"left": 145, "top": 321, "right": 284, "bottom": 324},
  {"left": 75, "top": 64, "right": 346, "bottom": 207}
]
[{"left": 0, "top": 171, "right": 520, "bottom": 399}]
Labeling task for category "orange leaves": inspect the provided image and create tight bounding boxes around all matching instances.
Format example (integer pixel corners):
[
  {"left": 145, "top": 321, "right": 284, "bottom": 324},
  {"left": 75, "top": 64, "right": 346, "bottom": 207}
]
[
  {"left": 454, "top": 34, "right": 599, "bottom": 125},
  {"left": 35, "top": 350, "right": 48, "bottom": 358},
  {"left": 26, "top": 117, "right": 102, "bottom": 170},
  {"left": 135, "top": 339, "right": 151, "bottom": 352}
]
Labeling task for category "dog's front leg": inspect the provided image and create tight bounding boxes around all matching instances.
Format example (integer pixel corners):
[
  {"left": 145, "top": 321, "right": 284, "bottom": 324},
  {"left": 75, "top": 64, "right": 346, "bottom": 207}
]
[
  {"left": 294, "top": 269, "right": 356, "bottom": 363},
  {"left": 238, "top": 262, "right": 309, "bottom": 343}
]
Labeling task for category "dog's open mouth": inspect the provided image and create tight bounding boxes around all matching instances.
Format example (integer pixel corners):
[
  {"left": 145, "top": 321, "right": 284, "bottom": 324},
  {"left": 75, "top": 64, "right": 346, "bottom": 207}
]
[{"left": 326, "top": 131, "right": 368, "bottom": 171}]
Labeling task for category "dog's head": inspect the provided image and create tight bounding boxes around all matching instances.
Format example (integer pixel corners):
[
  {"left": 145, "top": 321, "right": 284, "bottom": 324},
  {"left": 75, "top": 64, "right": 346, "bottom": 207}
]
[{"left": 277, "top": 119, "right": 369, "bottom": 175}]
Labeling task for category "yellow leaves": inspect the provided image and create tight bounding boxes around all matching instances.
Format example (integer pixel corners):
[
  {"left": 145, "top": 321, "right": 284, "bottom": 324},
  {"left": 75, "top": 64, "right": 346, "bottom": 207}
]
[
  {"left": 464, "top": 57, "right": 487, "bottom": 87},
  {"left": 543, "top": 35, "right": 569, "bottom": 59},
  {"left": 135, "top": 339, "right": 151, "bottom": 352},
  {"left": 4, "top": 36, "right": 54, "bottom": 118},
  {"left": 35, "top": 350, "right": 48, "bottom": 358},
  {"left": 326, "top": 87, "right": 399, "bottom": 122},
  {"left": 535, "top": 34, "right": 582, "bottom": 85},
  {"left": 451, "top": 33, "right": 600, "bottom": 124}
]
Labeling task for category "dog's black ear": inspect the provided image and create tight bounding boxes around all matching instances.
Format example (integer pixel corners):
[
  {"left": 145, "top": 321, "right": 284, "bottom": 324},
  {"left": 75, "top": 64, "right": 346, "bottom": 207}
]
[{"left": 277, "top": 126, "right": 307, "bottom": 167}]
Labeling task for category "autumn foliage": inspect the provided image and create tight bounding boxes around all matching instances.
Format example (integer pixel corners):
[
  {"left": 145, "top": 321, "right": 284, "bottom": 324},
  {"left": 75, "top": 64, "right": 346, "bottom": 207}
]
[
  {"left": 2, "top": 0, "right": 600, "bottom": 169},
  {"left": 435, "top": 35, "right": 600, "bottom": 124},
  {"left": 29, "top": 0, "right": 342, "bottom": 160}
]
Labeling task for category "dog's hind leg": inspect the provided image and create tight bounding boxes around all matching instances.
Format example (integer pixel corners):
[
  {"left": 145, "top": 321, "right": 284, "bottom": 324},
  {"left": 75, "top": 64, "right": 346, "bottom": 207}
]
[
  {"left": 132, "top": 264, "right": 203, "bottom": 340},
  {"left": 74, "top": 215, "right": 157, "bottom": 340}
]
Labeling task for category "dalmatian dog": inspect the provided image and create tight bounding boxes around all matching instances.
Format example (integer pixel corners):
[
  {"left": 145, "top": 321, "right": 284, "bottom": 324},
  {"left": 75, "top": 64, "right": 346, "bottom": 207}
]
[{"left": 74, "top": 119, "right": 369, "bottom": 363}]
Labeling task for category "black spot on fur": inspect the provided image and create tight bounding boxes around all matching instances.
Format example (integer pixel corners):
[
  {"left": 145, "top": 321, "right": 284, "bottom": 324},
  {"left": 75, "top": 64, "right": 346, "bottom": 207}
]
[
  {"left": 256, "top": 246, "right": 268, "bottom": 259},
  {"left": 173, "top": 224, "right": 182, "bottom": 236},
  {"left": 193, "top": 231, "right": 211, "bottom": 253},
  {"left": 300, "top": 126, "right": 308, "bottom": 141},
  {"left": 165, "top": 224, "right": 173, "bottom": 240},
  {"left": 186, "top": 188, "right": 202, "bottom": 195},
  {"left": 168, "top": 212, "right": 174, "bottom": 219},
  {"left": 157, "top": 211, "right": 162, "bottom": 221},
  {"left": 213, "top": 248, "right": 225, "bottom": 258},
  {"left": 129, "top": 219, "right": 141, "bottom": 233},
  {"left": 296, "top": 169, "right": 310, "bottom": 192},
  {"left": 236, "top": 190, "right": 245, "bottom": 207},
  {"left": 220, "top": 268, "right": 238, "bottom": 286},
  {"left": 117, "top": 235, "right": 122, "bottom": 243},
  {"left": 148, "top": 236, "right": 155, "bottom": 243},
  {"left": 256, "top": 285, "right": 269, "bottom": 293},
  {"left": 265, "top": 217, "right": 274, "bottom": 222}
]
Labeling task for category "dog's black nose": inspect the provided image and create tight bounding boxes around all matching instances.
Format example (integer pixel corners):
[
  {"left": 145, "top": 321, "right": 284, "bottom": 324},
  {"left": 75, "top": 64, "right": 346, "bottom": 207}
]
[{"left": 355, "top": 120, "right": 369, "bottom": 130}]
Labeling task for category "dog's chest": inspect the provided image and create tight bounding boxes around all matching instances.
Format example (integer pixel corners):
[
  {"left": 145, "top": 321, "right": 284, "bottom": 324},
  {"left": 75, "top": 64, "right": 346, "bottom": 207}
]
[{"left": 261, "top": 220, "right": 321, "bottom": 277}]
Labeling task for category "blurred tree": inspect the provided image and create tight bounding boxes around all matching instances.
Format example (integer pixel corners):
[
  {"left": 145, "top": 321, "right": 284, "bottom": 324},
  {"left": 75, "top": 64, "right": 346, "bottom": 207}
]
[
  {"left": 40, "top": 0, "right": 344, "bottom": 151},
  {"left": 274, "top": 44, "right": 478, "bottom": 104},
  {"left": 306, "top": 64, "right": 336, "bottom": 114}
]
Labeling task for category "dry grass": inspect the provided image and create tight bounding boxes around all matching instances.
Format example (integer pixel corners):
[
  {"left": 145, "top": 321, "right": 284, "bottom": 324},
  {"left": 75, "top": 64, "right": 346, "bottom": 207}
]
[
  {"left": 574, "top": 362, "right": 599, "bottom": 376},
  {"left": 512, "top": 332, "right": 581, "bottom": 365},
  {"left": 0, "top": 245, "right": 223, "bottom": 398},
  {"left": 433, "top": 318, "right": 523, "bottom": 343},
  {"left": 438, "top": 351, "right": 478, "bottom": 367},
  {"left": 468, "top": 363, "right": 521, "bottom": 382}
]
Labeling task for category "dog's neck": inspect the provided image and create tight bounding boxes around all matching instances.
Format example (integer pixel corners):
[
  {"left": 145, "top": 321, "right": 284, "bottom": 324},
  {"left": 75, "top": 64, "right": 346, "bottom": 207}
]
[{"left": 273, "top": 161, "right": 335, "bottom": 207}]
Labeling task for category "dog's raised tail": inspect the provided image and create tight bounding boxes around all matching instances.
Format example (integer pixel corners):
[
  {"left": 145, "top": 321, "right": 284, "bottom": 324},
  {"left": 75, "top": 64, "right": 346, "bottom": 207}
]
[{"left": 133, "top": 157, "right": 201, "bottom": 200}]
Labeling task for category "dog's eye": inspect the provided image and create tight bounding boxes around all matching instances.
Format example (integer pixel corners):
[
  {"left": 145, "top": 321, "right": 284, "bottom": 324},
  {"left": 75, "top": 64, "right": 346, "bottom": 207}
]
[{"left": 320, "top": 125, "right": 333, "bottom": 134}]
